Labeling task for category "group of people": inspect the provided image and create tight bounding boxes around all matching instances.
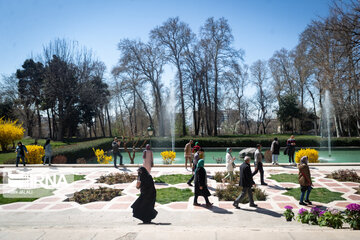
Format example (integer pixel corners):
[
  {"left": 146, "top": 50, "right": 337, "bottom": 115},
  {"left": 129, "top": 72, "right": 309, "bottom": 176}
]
[{"left": 15, "top": 139, "right": 53, "bottom": 167}]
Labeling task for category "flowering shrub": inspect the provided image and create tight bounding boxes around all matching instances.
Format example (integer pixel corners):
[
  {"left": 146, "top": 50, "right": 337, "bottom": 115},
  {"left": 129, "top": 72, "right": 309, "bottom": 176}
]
[
  {"left": 283, "top": 206, "right": 295, "bottom": 221},
  {"left": 318, "top": 208, "right": 344, "bottom": 229},
  {"left": 297, "top": 208, "right": 310, "bottom": 224},
  {"left": 92, "top": 148, "right": 112, "bottom": 164},
  {"left": 307, "top": 206, "right": 323, "bottom": 225},
  {"left": 25, "top": 145, "right": 45, "bottom": 164},
  {"left": 0, "top": 118, "right": 24, "bottom": 151},
  {"left": 295, "top": 148, "right": 319, "bottom": 163},
  {"left": 160, "top": 151, "right": 176, "bottom": 164},
  {"left": 52, "top": 155, "right": 67, "bottom": 164},
  {"left": 344, "top": 203, "right": 360, "bottom": 230}
]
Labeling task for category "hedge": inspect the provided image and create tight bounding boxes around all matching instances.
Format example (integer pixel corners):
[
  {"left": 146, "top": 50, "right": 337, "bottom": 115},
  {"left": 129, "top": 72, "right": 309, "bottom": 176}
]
[{"left": 53, "top": 138, "right": 113, "bottom": 163}]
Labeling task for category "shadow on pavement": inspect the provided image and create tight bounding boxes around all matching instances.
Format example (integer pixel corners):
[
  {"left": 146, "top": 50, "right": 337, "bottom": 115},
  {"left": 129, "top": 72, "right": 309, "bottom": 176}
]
[
  {"left": 267, "top": 185, "right": 286, "bottom": 191},
  {"left": 138, "top": 222, "right": 172, "bottom": 225},
  {"left": 239, "top": 207, "right": 282, "bottom": 218},
  {"left": 196, "top": 204, "right": 233, "bottom": 214}
]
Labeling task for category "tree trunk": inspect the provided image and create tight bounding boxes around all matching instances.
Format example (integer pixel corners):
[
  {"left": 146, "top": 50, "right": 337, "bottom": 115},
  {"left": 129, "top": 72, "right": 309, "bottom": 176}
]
[
  {"left": 105, "top": 105, "right": 112, "bottom": 137},
  {"left": 46, "top": 109, "right": 52, "bottom": 139}
]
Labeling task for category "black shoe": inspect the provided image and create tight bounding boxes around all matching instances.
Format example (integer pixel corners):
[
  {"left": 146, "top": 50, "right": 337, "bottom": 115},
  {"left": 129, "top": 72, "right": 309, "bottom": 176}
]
[
  {"left": 187, "top": 182, "right": 193, "bottom": 186},
  {"left": 233, "top": 202, "right": 240, "bottom": 209},
  {"left": 114, "top": 166, "right": 118, "bottom": 168},
  {"left": 299, "top": 201, "right": 307, "bottom": 206},
  {"left": 193, "top": 203, "right": 200, "bottom": 206},
  {"left": 250, "top": 204, "right": 258, "bottom": 207},
  {"left": 261, "top": 182, "right": 268, "bottom": 186},
  {"left": 305, "top": 200, "right": 312, "bottom": 205}
]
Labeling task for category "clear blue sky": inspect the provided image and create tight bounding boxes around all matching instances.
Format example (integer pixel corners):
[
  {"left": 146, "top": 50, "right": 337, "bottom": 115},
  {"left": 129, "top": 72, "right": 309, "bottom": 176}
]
[{"left": 0, "top": 0, "right": 332, "bottom": 80}]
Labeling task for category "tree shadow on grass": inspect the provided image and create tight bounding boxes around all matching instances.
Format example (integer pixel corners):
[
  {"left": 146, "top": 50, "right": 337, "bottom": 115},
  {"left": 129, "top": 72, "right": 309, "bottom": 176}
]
[{"left": 238, "top": 207, "right": 282, "bottom": 218}]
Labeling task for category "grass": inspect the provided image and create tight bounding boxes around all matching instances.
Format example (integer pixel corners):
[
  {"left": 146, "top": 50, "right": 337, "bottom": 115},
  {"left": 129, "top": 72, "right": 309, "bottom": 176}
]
[
  {"left": 156, "top": 187, "right": 193, "bottom": 204},
  {"left": 154, "top": 174, "right": 193, "bottom": 185},
  {"left": 0, "top": 188, "right": 54, "bottom": 205},
  {"left": 215, "top": 184, "right": 267, "bottom": 203},
  {"left": 269, "top": 173, "right": 315, "bottom": 184},
  {"left": 283, "top": 187, "right": 345, "bottom": 203}
]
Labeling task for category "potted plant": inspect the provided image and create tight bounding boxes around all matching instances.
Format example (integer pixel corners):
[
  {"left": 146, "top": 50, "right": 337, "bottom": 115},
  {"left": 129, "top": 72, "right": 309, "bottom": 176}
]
[
  {"left": 297, "top": 208, "right": 310, "bottom": 224},
  {"left": 284, "top": 205, "right": 295, "bottom": 221},
  {"left": 344, "top": 203, "right": 360, "bottom": 230},
  {"left": 318, "top": 208, "right": 344, "bottom": 229}
]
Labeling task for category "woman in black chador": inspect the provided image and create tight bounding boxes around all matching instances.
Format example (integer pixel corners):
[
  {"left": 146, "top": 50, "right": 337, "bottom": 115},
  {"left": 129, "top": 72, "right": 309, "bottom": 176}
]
[
  {"left": 193, "top": 159, "right": 213, "bottom": 207},
  {"left": 131, "top": 167, "right": 157, "bottom": 224}
]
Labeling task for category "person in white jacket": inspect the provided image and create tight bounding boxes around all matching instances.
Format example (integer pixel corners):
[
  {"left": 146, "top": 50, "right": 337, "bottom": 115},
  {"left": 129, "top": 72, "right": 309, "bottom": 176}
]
[{"left": 222, "top": 148, "right": 235, "bottom": 183}]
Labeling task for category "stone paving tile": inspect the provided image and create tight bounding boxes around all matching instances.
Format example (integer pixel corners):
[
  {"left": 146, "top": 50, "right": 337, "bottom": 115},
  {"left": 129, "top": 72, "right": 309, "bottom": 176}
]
[
  {"left": 167, "top": 202, "right": 188, "bottom": 210},
  {"left": 322, "top": 182, "right": 343, "bottom": 187},
  {"left": 108, "top": 203, "right": 131, "bottom": 210},
  {"left": 331, "top": 187, "right": 352, "bottom": 193},
  {"left": 49, "top": 203, "right": 74, "bottom": 210},
  {"left": 318, "top": 178, "right": 334, "bottom": 182},
  {"left": 271, "top": 195, "right": 292, "bottom": 201},
  {"left": 1, "top": 203, "right": 28, "bottom": 210},
  {"left": 347, "top": 195, "right": 360, "bottom": 201},
  {"left": 218, "top": 202, "right": 235, "bottom": 209},
  {"left": 277, "top": 202, "right": 298, "bottom": 210},
  {"left": 278, "top": 183, "right": 297, "bottom": 188},
  {"left": 112, "top": 195, "right": 136, "bottom": 202},
  {"left": 256, "top": 202, "right": 273, "bottom": 209},
  {"left": 334, "top": 202, "right": 352, "bottom": 208},
  {"left": 83, "top": 202, "right": 107, "bottom": 210},
  {"left": 125, "top": 188, "right": 140, "bottom": 194},
  {"left": 25, "top": 203, "right": 49, "bottom": 210},
  {"left": 37, "top": 197, "right": 63, "bottom": 202},
  {"left": 342, "top": 182, "right": 360, "bottom": 187}
]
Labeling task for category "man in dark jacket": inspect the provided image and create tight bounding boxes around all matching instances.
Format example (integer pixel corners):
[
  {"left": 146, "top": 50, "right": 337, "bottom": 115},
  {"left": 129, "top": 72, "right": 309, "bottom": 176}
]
[
  {"left": 233, "top": 156, "right": 257, "bottom": 208},
  {"left": 112, "top": 137, "right": 123, "bottom": 168}
]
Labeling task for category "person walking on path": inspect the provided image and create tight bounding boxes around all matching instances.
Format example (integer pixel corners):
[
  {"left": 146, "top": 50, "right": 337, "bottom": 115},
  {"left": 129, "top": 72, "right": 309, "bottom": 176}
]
[
  {"left": 222, "top": 148, "right": 235, "bottom": 183},
  {"left": 287, "top": 135, "right": 296, "bottom": 165},
  {"left": 131, "top": 167, "right": 157, "bottom": 224},
  {"left": 271, "top": 137, "right": 280, "bottom": 165},
  {"left": 192, "top": 142, "right": 201, "bottom": 153},
  {"left": 252, "top": 144, "right": 267, "bottom": 185},
  {"left": 143, "top": 144, "right": 154, "bottom": 174},
  {"left": 184, "top": 140, "right": 193, "bottom": 169},
  {"left": 43, "top": 139, "right": 52, "bottom": 166},
  {"left": 233, "top": 156, "right": 257, "bottom": 209},
  {"left": 15, "top": 142, "right": 28, "bottom": 167},
  {"left": 187, "top": 148, "right": 204, "bottom": 186},
  {"left": 193, "top": 159, "right": 213, "bottom": 208},
  {"left": 298, "top": 156, "right": 313, "bottom": 206},
  {"left": 112, "top": 137, "right": 123, "bottom": 168}
]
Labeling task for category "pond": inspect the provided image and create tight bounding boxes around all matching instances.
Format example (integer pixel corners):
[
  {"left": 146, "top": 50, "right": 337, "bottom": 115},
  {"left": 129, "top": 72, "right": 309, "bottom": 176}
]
[{"left": 88, "top": 147, "right": 360, "bottom": 165}]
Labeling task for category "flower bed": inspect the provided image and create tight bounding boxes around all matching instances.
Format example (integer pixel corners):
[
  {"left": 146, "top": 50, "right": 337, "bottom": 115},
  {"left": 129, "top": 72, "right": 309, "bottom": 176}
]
[
  {"left": 96, "top": 173, "right": 137, "bottom": 185},
  {"left": 326, "top": 169, "right": 360, "bottom": 183},
  {"left": 66, "top": 187, "right": 122, "bottom": 204},
  {"left": 215, "top": 184, "right": 267, "bottom": 203}
]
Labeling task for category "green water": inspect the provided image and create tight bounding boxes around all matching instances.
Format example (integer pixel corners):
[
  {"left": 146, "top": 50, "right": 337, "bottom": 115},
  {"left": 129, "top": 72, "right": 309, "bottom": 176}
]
[{"left": 104, "top": 148, "right": 360, "bottom": 165}]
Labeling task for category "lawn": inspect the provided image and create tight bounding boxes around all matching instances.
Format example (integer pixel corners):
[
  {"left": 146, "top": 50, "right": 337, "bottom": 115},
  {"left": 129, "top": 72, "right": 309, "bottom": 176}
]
[
  {"left": 156, "top": 187, "right": 193, "bottom": 204},
  {"left": 269, "top": 173, "right": 315, "bottom": 184},
  {"left": 283, "top": 187, "right": 345, "bottom": 203},
  {"left": 154, "top": 174, "right": 193, "bottom": 185},
  {"left": 0, "top": 188, "right": 54, "bottom": 205},
  {"left": 0, "top": 138, "right": 71, "bottom": 164}
]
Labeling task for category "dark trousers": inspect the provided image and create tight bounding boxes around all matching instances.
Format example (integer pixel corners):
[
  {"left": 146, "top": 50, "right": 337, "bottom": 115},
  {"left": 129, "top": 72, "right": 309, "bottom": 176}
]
[
  {"left": 194, "top": 195, "right": 210, "bottom": 204},
  {"left": 187, "top": 174, "right": 194, "bottom": 184},
  {"left": 300, "top": 186, "right": 312, "bottom": 202},
  {"left": 234, "top": 187, "right": 254, "bottom": 205},
  {"left": 252, "top": 162, "right": 265, "bottom": 183},
  {"left": 113, "top": 152, "right": 123, "bottom": 167},
  {"left": 288, "top": 148, "right": 295, "bottom": 163},
  {"left": 16, "top": 155, "right": 26, "bottom": 167}
]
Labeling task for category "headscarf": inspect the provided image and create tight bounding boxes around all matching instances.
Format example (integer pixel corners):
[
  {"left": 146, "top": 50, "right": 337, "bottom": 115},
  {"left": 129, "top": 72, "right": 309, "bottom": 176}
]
[
  {"left": 300, "top": 156, "right": 308, "bottom": 165},
  {"left": 195, "top": 159, "right": 205, "bottom": 174},
  {"left": 195, "top": 142, "right": 199, "bottom": 146},
  {"left": 226, "top": 148, "right": 231, "bottom": 153},
  {"left": 143, "top": 144, "right": 151, "bottom": 158}
]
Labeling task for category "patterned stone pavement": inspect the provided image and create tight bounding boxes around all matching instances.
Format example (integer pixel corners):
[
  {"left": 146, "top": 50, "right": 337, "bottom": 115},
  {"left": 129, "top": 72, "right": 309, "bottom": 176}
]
[{"left": 1, "top": 166, "right": 359, "bottom": 213}]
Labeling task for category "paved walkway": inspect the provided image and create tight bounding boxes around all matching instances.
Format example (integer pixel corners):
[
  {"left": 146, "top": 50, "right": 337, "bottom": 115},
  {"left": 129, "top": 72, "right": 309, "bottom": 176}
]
[{"left": 0, "top": 165, "right": 360, "bottom": 239}]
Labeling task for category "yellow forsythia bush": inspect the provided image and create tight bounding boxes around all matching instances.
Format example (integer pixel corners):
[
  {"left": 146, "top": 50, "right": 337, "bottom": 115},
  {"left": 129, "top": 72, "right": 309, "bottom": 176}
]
[
  {"left": 93, "top": 148, "right": 112, "bottom": 164},
  {"left": 0, "top": 118, "right": 25, "bottom": 151},
  {"left": 160, "top": 151, "right": 176, "bottom": 164},
  {"left": 25, "top": 145, "right": 45, "bottom": 164},
  {"left": 295, "top": 148, "right": 319, "bottom": 163}
]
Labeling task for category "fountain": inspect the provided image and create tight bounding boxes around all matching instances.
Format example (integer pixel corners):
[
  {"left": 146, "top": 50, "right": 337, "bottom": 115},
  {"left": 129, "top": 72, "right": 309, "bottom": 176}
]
[
  {"left": 168, "top": 83, "right": 176, "bottom": 152},
  {"left": 323, "top": 90, "right": 332, "bottom": 157}
]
